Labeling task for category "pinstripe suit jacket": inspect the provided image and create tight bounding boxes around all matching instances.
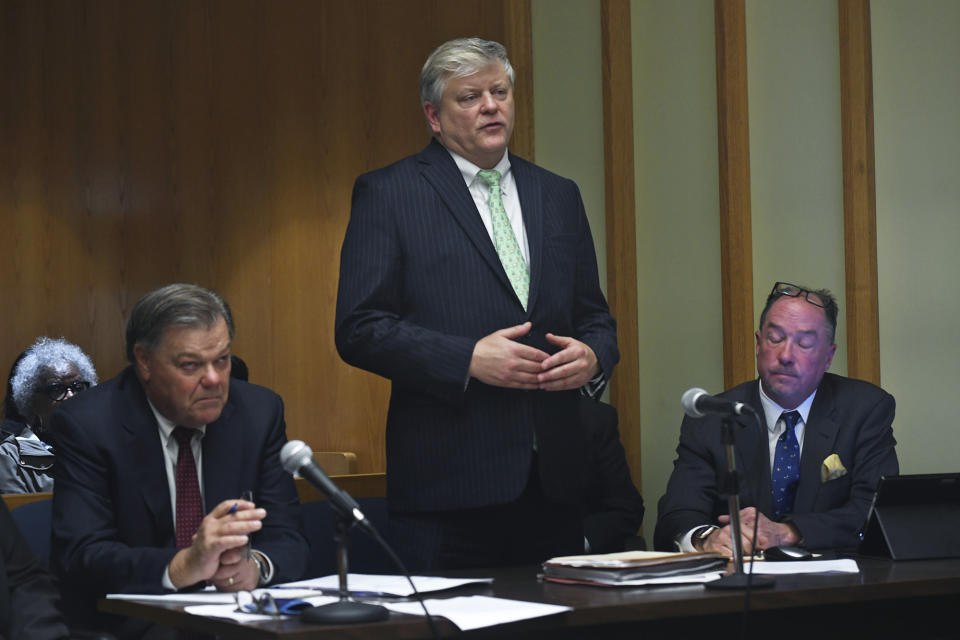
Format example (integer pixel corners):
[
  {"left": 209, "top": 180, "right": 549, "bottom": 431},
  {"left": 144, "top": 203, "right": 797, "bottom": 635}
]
[{"left": 335, "top": 139, "right": 619, "bottom": 512}]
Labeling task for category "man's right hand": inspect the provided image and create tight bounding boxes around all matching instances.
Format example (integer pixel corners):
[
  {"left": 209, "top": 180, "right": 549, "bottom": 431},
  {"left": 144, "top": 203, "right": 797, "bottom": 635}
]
[
  {"left": 168, "top": 499, "right": 265, "bottom": 589},
  {"left": 700, "top": 507, "right": 801, "bottom": 555},
  {"left": 468, "top": 322, "right": 550, "bottom": 389}
]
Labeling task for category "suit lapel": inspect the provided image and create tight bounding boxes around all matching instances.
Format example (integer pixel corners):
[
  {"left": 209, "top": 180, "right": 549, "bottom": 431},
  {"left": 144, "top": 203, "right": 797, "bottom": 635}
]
[
  {"left": 795, "top": 379, "right": 839, "bottom": 512},
  {"left": 510, "top": 155, "right": 542, "bottom": 313},
  {"left": 418, "top": 140, "right": 528, "bottom": 311},
  {"left": 119, "top": 369, "right": 175, "bottom": 544},
  {"left": 201, "top": 398, "right": 240, "bottom": 511},
  {"left": 735, "top": 382, "right": 774, "bottom": 515}
]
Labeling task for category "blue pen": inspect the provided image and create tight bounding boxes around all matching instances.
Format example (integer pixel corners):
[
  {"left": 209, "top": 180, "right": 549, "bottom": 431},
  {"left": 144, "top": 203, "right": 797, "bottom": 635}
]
[{"left": 228, "top": 502, "right": 239, "bottom": 515}]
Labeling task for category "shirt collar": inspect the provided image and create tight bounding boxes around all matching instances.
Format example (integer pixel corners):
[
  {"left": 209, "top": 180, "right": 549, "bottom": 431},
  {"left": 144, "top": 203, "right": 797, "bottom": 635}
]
[
  {"left": 758, "top": 380, "right": 817, "bottom": 433},
  {"left": 148, "top": 399, "right": 206, "bottom": 442},
  {"left": 447, "top": 148, "right": 511, "bottom": 190}
]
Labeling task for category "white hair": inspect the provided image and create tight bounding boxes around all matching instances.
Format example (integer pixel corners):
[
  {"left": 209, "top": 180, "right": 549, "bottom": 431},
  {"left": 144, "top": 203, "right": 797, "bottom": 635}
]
[{"left": 11, "top": 337, "right": 98, "bottom": 416}]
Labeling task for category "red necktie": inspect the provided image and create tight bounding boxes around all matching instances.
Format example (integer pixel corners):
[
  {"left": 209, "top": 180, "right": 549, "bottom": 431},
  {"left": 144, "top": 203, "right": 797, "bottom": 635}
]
[{"left": 172, "top": 426, "right": 202, "bottom": 548}]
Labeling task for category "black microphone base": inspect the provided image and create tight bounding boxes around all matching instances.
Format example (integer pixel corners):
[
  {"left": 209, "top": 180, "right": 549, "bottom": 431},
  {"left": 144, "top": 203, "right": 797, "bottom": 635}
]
[
  {"left": 301, "top": 600, "right": 390, "bottom": 625},
  {"left": 705, "top": 572, "right": 775, "bottom": 590}
]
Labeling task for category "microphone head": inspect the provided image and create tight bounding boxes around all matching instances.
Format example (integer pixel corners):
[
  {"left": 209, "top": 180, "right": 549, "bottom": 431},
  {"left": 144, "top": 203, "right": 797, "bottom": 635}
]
[
  {"left": 280, "top": 440, "right": 313, "bottom": 475},
  {"left": 681, "top": 387, "right": 708, "bottom": 418}
]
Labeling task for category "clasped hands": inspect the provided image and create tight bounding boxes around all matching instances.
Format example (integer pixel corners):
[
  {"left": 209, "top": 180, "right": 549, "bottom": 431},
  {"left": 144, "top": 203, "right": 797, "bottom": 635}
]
[
  {"left": 468, "top": 322, "right": 599, "bottom": 391},
  {"left": 168, "top": 499, "right": 265, "bottom": 591},
  {"left": 697, "top": 507, "right": 800, "bottom": 555}
]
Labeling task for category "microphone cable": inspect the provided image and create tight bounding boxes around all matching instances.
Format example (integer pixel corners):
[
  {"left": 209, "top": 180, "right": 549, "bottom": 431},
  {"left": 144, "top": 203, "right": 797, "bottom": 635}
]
[{"left": 362, "top": 525, "right": 442, "bottom": 640}]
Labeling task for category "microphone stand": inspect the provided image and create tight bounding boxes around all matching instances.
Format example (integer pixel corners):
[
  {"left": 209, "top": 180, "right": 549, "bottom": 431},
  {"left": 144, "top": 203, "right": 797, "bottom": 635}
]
[
  {"left": 301, "top": 509, "right": 389, "bottom": 624},
  {"left": 705, "top": 414, "right": 775, "bottom": 590}
]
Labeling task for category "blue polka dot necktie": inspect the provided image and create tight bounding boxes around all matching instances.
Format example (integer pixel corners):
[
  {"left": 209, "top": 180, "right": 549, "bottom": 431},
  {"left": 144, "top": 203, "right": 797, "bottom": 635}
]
[
  {"left": 771, "top": 411, "right": 802, "bottom": 517},
  {"left": 477, "top": 169, "right": 529, "bottom": 310}
]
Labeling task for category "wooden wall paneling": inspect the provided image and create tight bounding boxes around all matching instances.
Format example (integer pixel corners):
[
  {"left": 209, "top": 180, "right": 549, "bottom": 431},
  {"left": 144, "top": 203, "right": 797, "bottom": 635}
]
[
  {"left": 600, "top": 0, "right": 642, "bottom": 493},
  {"left": 503, "top": 0, "right": 535, "bottom": 162},
  {"left": 0, "top": 0, "right": 526, "bottom": 477},
  {"left": 838, "top": 0, "right": 881, "bottom": 385},
  {"left": 714, "top": 0, "right": 756, "bottom": 389}
]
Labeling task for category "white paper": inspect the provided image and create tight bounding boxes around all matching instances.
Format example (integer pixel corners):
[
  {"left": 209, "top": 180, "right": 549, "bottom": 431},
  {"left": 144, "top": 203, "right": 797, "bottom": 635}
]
[
  {"left": 589, "top": 571, "right": 724, "bottom": 586},
  {"left": 106, "top": 587, "right": 323, "bottom": 605},
  {"left": 384, "top": 595, "right": 571, "bottom": 631},
  {"left": 276, "top": 574, "right": 493, "bottom": 597},
  {"left": 745, "top": 559, "right": 859, "bottom": 575}
]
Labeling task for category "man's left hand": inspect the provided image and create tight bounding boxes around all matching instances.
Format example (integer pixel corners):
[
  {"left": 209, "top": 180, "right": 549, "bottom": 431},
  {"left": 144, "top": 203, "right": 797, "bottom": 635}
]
[
  {"left": 537, "top": 334, "right": 599, "bottom": 391},
  {"left": 211, "top": 549, "right": 260, "bottom": 592},
  {"left": 718, "top": 507, "right": 801, "bottom": 550}
]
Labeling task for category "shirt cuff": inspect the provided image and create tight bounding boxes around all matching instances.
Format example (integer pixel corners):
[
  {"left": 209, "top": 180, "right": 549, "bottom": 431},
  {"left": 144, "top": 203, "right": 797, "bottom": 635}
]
[
  {"left": 678, "top": 525, "right": 717, "bottom": 552},
  {"left": 252, "top": 549, "right": 275, "bottom": 585},
  {"left": 162, "top": 565, "right": 175, "bottom": 591},
  {"left": 580, "top": 372, "right": 606, "bottom": 399}
]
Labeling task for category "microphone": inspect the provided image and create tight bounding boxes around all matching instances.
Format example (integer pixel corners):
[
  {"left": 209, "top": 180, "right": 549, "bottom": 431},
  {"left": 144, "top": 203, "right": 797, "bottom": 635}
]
[
  {"left": 681, "top": 387, "right": 756, "bottom": 419},
  {"left": 280, "top": 440, "right": 373, "bottom": 532}
]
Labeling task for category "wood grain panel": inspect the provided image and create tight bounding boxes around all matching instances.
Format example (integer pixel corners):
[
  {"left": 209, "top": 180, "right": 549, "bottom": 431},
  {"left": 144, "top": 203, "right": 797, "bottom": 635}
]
[
  {"left": 504, "top": 0, "right": 534, "bottom": 162},
  {"left": 0, "top": 0, "right": 530, "bottom": 474},
  {"left": 838, "top": 0, "right": 881, "bottom": 384},
  {"left": 714, "top": 0, "right": 756, "bottom": 388},
  {"left": 601, "top": 0, "right": 642, "bottom": 493}
]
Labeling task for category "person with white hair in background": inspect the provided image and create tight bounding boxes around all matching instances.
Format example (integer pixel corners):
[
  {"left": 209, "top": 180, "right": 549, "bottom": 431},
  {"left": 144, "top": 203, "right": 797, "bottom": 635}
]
[{"left": 0, "top": 337, "right": 98, "bottom": 494}]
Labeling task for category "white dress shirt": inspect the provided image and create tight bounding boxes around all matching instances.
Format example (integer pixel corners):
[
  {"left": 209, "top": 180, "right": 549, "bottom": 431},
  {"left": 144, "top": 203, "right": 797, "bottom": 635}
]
[
  {"left": 676, "top": 384, "right": 818, "bottom": 551},
  {"left": 148, "top": 401, "right": 274, "bottom": 589}
]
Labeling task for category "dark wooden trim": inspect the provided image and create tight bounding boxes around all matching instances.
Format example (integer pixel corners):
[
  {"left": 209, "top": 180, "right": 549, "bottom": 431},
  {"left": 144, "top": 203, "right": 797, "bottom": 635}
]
[
  {"left": 839, "top": 0, "right": 881, "bottom": 384},
  {"left": 714, "top": 0, "right": 756, "bottom": 388},
  {"left": 505, "top": 0, "right": 535, "bottom": 162},
  {"left": 601, "top": 0, "right": 642, "bottom": 493},
  {"left": 3, "top": 491, "right": 52, "bottom": 510}
]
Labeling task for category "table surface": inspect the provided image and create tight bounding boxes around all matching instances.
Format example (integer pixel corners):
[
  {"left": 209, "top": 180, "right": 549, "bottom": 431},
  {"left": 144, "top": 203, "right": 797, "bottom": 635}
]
[{"left": 100, "top": 556, "right": 960, "bottom": 639}]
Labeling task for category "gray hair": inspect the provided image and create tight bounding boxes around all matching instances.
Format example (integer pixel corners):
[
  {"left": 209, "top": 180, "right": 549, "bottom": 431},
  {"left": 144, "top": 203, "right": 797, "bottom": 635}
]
[
  {"left": 11, "top": 337, "right": 98, "bottom": 416},
  {"left": 419, "top": 37, "right": 515, "bottom": 108},
  {"left": 126, "top": 283, "right": 235, "bottom": 362},
  {"left": 759, "top": 284, "right": 839, "bottom": 344}
]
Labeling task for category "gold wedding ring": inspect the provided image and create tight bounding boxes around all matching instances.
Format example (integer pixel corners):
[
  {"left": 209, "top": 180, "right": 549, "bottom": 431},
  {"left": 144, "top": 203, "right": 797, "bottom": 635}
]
[{"left": 228, "top": 577, "right": 235, "bottom": 586}]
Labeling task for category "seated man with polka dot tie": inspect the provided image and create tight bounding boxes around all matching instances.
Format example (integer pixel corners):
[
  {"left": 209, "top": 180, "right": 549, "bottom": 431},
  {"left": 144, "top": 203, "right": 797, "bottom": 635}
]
[
  {"left": 654, "top": 282, "right": 899, "bottom": 555},
  {"left": 50, "top": 284, "right": 309, "bottom": 638}
]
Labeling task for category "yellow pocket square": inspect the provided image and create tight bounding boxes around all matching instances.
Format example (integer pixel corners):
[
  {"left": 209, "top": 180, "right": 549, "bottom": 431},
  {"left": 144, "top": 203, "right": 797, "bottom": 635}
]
[{"left": 821, "top": 453, "right": 847, "bottom": 483}]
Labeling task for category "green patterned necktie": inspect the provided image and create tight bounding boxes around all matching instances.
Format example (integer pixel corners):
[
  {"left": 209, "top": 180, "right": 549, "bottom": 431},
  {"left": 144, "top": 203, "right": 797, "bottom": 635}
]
[{"left": 477, "top": 169, "right": 529, "bottom": 310}]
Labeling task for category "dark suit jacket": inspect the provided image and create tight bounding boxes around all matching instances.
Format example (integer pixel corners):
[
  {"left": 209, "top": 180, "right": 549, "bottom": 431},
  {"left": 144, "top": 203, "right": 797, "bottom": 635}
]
[
  {"left": 1, "top": 500, "right": 69, "bottom": 640},
  {"left": 49, "top": 367, "right": 309, "bottom": 635},
  {"left": 654, "top": 373, "right": 898, "bottom": 552},
  {"left": 335, "top": 139, "right": 619, "bottom": 512},
  {"left": 580, "top": 399, "right": 645, "bottom": 553}
]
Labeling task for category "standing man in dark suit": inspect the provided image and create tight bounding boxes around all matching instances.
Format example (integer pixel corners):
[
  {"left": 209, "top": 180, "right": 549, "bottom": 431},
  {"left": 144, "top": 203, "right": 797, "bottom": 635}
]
[
  {"left": 50, "top": 284, "right": 308, "bottom": 637},
  {"left": 654, "top": 282, "right": 898, "bottom": 553},
  {"left": 335, "top": 38, "right": 619, "bottom": 569}
]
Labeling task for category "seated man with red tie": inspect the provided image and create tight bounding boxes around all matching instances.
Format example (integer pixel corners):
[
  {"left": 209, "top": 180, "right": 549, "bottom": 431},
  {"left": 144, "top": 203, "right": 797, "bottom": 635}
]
[
  {"left": 654, "top": 282, "right": 898, "bottom": 554},
  {"left": 50, "top": 284, "right": 308, "bottom": 638}
]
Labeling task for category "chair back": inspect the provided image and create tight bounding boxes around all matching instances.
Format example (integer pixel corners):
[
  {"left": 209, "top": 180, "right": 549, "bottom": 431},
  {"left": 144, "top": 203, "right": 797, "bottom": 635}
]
[
  {"left": 302, "top": 496, "right": 397, "bottom": 577},
  {"left": 10, "top": 497, "right": 53, "bottom": 566}
]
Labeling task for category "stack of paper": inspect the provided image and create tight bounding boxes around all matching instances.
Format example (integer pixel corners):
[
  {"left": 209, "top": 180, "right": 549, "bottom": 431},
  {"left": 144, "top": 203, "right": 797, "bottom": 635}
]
[{"left": 541, "top": 550, "right": 727, "bottom": 586}]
